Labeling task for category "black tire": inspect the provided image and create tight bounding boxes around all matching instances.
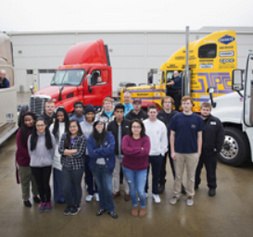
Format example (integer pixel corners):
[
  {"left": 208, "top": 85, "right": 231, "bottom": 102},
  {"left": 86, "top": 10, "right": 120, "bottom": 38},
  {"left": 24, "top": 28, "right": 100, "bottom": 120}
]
[{"left": 218, "top": 127, "right": 250, "bottom": 166}]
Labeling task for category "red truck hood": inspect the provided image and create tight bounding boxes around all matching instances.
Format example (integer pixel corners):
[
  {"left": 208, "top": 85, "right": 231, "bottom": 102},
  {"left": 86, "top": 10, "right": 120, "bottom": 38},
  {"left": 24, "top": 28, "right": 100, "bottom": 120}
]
[{"left": 33, "top": 85, "right": 77, "bottom": 99}]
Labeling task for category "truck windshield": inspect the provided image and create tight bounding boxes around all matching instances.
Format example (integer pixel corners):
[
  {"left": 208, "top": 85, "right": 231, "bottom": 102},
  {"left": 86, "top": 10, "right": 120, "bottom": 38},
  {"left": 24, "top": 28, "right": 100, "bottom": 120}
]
[{"left": 51, "top": 69, "right": 85, "bottom": 86}]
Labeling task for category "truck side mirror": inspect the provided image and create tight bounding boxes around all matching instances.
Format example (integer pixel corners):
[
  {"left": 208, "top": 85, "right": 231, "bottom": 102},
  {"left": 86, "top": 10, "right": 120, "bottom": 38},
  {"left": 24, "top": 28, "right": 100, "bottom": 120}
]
[
  {"left": 232, "top": 69, "right": 243, "bottom": 91},
  {"left": 207, "top": 87, "right": 216, "bottom": 108}
]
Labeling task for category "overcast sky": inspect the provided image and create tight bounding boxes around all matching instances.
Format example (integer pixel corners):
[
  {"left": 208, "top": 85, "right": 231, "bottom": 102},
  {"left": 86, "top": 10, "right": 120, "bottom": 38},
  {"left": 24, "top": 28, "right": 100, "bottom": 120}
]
[{"left": 1, "top": 0, "right": 253, "bottom": 32}]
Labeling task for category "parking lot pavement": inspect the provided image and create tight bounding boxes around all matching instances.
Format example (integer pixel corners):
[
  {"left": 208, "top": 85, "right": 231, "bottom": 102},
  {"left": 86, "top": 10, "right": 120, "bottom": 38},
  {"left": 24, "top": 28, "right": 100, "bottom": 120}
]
[{"left": 1, "top": 134, "right": 253, "bottom": 237}]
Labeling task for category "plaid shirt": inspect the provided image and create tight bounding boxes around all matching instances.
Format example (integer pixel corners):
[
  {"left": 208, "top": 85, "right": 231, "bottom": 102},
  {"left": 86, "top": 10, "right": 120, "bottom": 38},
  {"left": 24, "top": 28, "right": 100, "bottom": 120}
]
[{"left": 58, "top": 133, "right": 86, "bottom": 170}]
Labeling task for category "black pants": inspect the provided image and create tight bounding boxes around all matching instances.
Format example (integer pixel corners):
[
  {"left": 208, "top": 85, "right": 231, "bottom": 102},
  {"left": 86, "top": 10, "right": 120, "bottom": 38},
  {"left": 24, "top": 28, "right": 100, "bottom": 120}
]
[
  {"left": 159, "top": 151, "right": 176, "bottom": 185},
  {"left": 195, "top": 153, "right": 217, "bottom": 189},
  {"left": 31, "top": 166, "right": 52, "bottom": 202},
  {"left": 166, "top": 88, "right": 181, "bottom": 111}
]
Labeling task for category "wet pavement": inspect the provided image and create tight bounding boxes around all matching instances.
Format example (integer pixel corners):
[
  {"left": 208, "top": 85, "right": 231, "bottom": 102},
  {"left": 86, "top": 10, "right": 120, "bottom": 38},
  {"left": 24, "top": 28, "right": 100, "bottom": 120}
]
[{"left": 1, "top": 133, "right": 253, "bottom": 237}]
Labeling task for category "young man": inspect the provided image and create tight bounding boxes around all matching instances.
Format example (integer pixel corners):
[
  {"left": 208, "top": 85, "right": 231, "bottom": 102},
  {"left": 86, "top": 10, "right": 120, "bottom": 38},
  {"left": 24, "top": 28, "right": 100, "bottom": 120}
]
[
  {"left": 0, "top": 70, "right": 10, "bottom": 89},
  {"left": 195, "top": 102, "right": 224, "bottom": 197},
  {"left": 123, "top": 91, "right": 134, "bottom": 117},
  {"left": 70, "top": 101, "right": 85, "bottom": 122},
  {"left": 42, "top": 100, "right": 55, "bottom": 127},
  {"left": 143, "top": 104, "right": 168, "bottom": 203},
  {"left": 107, "top": 104, "right": 130, "bottom": 201},
  {"left": 125, "top": 98, "right": 148, "bottom": 121},
  {"left": 96, "top": 97, "right": 115, "bottom": 128},
  {"left": 157, "top": 96, "right": 178, "bottom": 194},
  {"left": 169, "top": 96, "right": 205, "bottom": 206}
]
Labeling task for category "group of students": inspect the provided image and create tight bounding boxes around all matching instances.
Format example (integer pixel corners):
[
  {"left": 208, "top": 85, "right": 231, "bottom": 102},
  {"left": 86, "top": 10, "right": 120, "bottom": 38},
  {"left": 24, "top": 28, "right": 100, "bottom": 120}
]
[{"left": 15, "top": 93, "right": 224, "bottom": 219}]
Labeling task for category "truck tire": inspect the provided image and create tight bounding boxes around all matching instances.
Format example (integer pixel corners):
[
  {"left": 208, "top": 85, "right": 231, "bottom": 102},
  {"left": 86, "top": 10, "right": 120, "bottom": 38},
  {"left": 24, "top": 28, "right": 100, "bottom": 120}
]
[{"left": 218, "top": 127, "right": 250, "bottom": 166}]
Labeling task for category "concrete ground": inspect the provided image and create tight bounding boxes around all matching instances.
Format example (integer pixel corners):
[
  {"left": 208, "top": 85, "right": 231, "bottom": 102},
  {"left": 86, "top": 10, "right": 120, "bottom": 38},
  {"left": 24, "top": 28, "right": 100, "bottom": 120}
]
[{"left": 1, "top": 134, "right": 253, "bottom": 237}]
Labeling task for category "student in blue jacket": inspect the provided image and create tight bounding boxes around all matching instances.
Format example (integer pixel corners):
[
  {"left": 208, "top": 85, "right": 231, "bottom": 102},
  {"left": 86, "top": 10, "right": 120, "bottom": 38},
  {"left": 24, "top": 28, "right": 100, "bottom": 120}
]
[{"left": 87, "top": 118, "right": 118, "bottom": 219}]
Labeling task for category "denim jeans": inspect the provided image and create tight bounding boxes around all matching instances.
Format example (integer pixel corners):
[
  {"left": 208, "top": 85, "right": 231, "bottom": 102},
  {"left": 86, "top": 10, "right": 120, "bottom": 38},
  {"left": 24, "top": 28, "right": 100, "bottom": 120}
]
[
  {"left": 62, "top": 167, "right": 83, "bottom": 207},
  {"left": 93, "top": 164, "right": 114, "bottom": 212},
  {"left": 123, "top": 166, "right": 147, "bottom": 208},
  {"left": 84, "top": 155, "right": 97, "bottom": 195},
  {"left": 145, "top": 155, "right": 163, "bottom": 195},
  {"left": 53, "top": 168, "right": 65, "bottom": 203}
]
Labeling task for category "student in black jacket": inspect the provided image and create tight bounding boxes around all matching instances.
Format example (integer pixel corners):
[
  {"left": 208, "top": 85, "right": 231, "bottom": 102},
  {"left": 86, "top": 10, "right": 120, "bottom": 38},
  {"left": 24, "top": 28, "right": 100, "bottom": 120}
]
[
  {"left": 157, "top": 96, "right": 178, "bottom": 194},
  {"left": 125, "top": 98, "right": 148, "bottom": 121},
  {"left": 195, "top": 102, "right": 224, "bottom": 197},
  {"left": 107, "top": 104, "right": 130, "bottom": 201}
]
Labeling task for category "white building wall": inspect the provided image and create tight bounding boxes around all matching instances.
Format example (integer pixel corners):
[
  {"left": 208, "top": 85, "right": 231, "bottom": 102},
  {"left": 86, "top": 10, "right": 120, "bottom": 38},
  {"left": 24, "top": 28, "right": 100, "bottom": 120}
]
[{"left": 8, "top": 30, "right": 253, "bottom": 93}]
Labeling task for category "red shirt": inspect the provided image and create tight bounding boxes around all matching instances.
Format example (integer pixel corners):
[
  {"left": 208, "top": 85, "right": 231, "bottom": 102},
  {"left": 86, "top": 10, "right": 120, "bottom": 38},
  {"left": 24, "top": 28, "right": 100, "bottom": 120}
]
[{"left": 122, "top": 135, "right": 150, "bottom": 171}]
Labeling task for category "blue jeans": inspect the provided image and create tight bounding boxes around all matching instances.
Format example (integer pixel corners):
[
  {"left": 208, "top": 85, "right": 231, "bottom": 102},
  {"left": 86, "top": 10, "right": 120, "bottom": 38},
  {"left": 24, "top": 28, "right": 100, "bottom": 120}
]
[
  {"left": 145, "top": 155, "right": 163, "bottom": 195},
  {"left": 84, "top": 155, "right": 97, "bottom": 195},
  {"left": 123, "top": 166, "right": 147, "bottom": 208},
  {"left": 93, "top": 164, "right": 114, "bottom": 212},
  {"left": 62, "top": 167, "right": 83, "bottom": 207},
  {"left": 53, "top": 168, "right": 65, "bottom": 203}
]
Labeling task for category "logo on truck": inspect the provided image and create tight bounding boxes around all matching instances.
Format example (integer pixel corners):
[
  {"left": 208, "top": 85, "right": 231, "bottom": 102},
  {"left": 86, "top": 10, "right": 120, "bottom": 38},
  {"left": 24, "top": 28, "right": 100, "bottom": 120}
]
[{"left": 218, "top": 35, "right": 235, "bottom": 45}]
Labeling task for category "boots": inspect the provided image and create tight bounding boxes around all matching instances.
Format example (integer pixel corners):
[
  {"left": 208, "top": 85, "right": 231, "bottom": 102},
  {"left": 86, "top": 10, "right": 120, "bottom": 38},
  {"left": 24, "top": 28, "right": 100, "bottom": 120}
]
[
  {"left": 131, "top": 207, "right": 138, "bottom": 217},
  {"left": 139, "top": 208, "right": 146, "bottom": 217}
]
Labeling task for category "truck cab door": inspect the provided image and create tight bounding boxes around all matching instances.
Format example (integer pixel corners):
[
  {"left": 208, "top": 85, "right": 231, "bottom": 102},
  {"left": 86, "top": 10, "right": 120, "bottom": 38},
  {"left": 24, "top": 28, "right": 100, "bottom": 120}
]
[
  {"left": 84, "top": 67, "right": 112, "bottom": 108},
  {"left": 244, "top": 53, "right": 253, "bottom": 126}
]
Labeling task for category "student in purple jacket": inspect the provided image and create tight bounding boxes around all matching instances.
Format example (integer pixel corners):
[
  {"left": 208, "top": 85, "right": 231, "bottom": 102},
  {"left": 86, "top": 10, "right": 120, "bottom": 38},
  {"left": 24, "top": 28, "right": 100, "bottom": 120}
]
[
  {"left": 122, "top": 119, "right": 151, "bottom": 218},
  {"left": 16, "top": 111, "right": 40, "bottom": 207}
]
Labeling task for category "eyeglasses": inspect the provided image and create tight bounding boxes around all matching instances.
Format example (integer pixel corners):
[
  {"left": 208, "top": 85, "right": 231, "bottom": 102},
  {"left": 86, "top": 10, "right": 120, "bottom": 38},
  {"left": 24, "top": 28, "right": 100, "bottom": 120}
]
[
  {"left": 132, "top": 126, "right": 141, "bottom": 129},
  {"left": 36, "top": 124, "right": 46, "bottom": 128},
  {"left": 69, "top": 125, "right": 78, "bottom": 128}
]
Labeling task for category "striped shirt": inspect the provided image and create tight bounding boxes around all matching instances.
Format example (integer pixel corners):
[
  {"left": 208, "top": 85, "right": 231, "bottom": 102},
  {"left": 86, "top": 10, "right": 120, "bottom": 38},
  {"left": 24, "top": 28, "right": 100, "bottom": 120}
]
[{"left": 58, "top": 133, "right": 86, "bottom": 170}]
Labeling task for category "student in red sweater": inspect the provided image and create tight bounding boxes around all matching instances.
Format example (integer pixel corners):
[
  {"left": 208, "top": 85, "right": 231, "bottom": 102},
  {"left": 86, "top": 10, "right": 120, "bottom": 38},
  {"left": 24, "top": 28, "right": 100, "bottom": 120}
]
[
  {"left": 16, "top": 111, "right": 40, "bottom": 207},
  {"left": 122, "top": 119, "right": 151, "bottom": 217}
]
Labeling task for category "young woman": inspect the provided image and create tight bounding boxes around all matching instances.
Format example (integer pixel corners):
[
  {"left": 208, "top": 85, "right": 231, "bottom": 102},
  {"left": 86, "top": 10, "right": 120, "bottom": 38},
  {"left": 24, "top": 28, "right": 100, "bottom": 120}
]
[
  {"left": 16, "top": 111, "right": 40, "bottom": 207},
  {"left": 80, "top": 104, "right": 99, "bottom": 202},
  {"left": 58, "top": 120, "right": 86, "bottom": 216},
  {"left": 87, "top": 119, "right": 118, "bottom": 219},
  {"left": 49, "top": 107, "right": 69, "bottom": 204},
  {"left": 122, "top": 119, "right": 151, "bottom": 217},
  {"left": 28, "top": 117, "right": 55, "bottom": 212}
]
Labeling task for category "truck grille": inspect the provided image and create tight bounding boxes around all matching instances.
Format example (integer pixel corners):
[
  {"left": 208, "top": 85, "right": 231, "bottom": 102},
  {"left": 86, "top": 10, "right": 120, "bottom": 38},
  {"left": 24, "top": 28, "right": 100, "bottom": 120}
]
[{"left": 30, "top": 95, "right": 51, "bottom": 116}]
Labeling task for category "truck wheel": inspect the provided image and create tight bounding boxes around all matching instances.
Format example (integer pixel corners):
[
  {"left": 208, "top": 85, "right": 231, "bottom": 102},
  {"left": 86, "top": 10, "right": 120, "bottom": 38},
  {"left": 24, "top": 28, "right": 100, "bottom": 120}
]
[{"left": 218, "top": 127, "right": 250, "bottom": 166}]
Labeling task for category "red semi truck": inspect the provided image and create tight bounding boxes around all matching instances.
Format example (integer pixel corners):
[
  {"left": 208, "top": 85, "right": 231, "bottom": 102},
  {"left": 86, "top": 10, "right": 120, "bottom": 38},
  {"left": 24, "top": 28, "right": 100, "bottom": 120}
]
[{"left": 30, "top": 39, "right": 112, "bottom": 114}]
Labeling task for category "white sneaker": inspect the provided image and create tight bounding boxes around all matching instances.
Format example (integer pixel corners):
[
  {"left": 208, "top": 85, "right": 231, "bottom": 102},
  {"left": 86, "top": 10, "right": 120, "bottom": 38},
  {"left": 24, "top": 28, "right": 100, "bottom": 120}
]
[
  {"left": 152, "top": 194, "right": 161, "bottom": 203},
  {"left": 186, "top": 196, "right": 194, "bottom": 206},
  {"left": 94, "top": 193, "right": 99, "bottom": 202},
  {"left": 86, "top": 194, "right": 93, "bottom": 202},
  {"left": 170, "top": 196, "right": 179, "bottom": 205}
]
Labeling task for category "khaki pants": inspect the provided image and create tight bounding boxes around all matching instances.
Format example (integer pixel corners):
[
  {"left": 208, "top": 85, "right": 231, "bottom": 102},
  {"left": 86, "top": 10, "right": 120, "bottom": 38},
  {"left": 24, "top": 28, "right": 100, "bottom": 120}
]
[
  {"left": 173, "top": 153, "right": 199, "bottom": 197},
  {"left": 19, "top": 166, "right": 38, "bottom": 200},
  {"left": 113, "top": 158, "right": 129, "bottom": 194}
]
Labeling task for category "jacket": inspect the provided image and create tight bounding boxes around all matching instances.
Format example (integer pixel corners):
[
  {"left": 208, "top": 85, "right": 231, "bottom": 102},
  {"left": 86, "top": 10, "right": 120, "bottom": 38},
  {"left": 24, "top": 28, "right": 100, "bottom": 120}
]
[
  {"left": 125, "top": 109, "right": 148, "bottom": 121},
  {"left": 87, "top": 132, "right": 115, "bottom": 174},
  {"left": 202, "top": 115, "right": 224, "bottom": 156},
  {"left": 107, "top": 118, "right": 130, "bottom": 155}
]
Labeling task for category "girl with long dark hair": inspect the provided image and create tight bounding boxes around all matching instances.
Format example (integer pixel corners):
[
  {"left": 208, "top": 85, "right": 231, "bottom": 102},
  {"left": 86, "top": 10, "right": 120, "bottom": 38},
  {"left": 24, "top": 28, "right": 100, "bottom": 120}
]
[
  {"left": 28, "top": 117, "right": 55, "bottom": 212},
  {"left": 87, "top": 118, "right": 118, "bottom": 218},
  {"left": 58, "top": 120, "right": 86, "bottom": 216},
  {"left": 16, "top": 111, "right": 40, "bottom": 207},
  {"left": 49, "top": 107, "right": 69, "bottom": 203},
  {"left": 122, "top": 119, "right": 151, "bottom": 217}
]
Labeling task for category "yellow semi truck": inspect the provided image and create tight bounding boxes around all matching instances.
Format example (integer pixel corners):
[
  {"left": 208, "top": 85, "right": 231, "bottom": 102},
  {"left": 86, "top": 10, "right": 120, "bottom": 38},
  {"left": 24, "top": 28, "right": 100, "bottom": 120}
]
[{"left": 121, "top": 30, "right": 237, "bottom": 112}]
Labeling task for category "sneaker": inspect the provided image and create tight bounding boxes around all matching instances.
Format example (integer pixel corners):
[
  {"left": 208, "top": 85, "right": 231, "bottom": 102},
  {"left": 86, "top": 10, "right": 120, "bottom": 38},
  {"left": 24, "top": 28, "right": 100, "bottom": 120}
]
[
  {"left": 208, "top": 188, "right": 216, "bottom": 197},
  {"left": 152, "top": 194, "right": 161, "bottom": 203},
  {"left": 108, "top": 211, "right": 118, "bottom": 219},
  {"left": 24, "top": 200, "right": 32, "bottom": 207},
  {"left": 70, "top": 205, "right": 81, "bottom": 215},
  {"left": 170, "top": 196, "right": 179, "bottom": 205},
  {"left": 86, "top": 194, "right": 93, "bottom": 202},
  {"left": 94, "top": 193, "right": 99, "bottom": 202},
  {"left": 186, "top": 196, "right": 194, "bottom": 206},
  {"left": 64, "top": 206, "right": 72, "bottom": 215},
  {"left": 33, "top": 196, "right": 41, "bottom": 204},
  {"left": 45, "top": 202, "right": 52, "bottom": 212},
  {"left": 39, "top": 203, "right": 46, "bottom": 212},
  {"left": 96, "top": 209, "right": 106, "bottom": 216}
]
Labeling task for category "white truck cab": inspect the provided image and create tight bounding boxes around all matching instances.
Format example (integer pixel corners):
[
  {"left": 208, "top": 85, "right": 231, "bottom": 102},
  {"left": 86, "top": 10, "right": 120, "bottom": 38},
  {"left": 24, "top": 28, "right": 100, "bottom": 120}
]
[{"left": 209, "top": 53, "right": 253, "bottom": 166}]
